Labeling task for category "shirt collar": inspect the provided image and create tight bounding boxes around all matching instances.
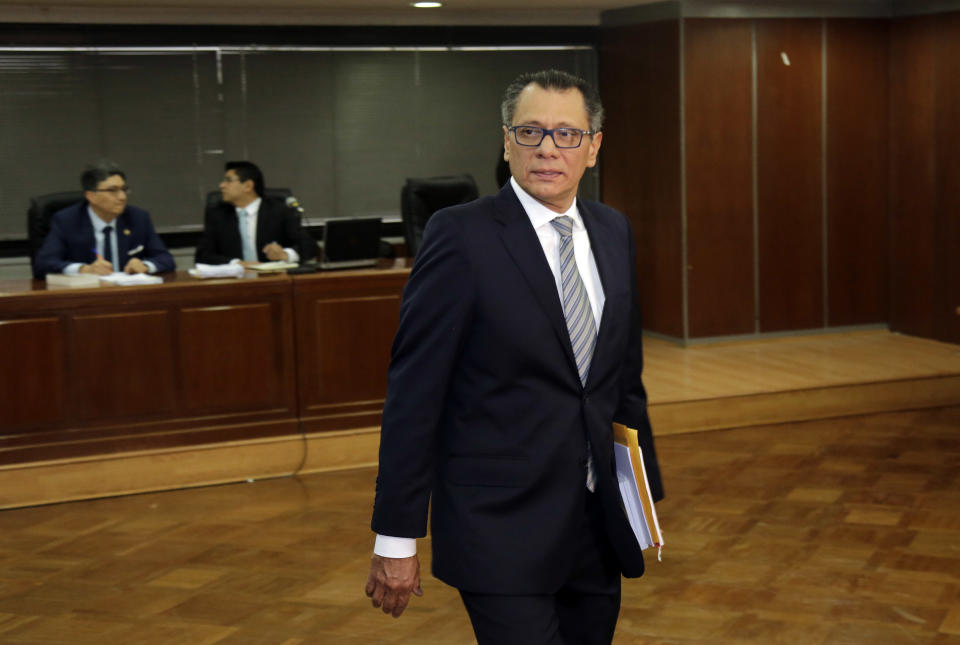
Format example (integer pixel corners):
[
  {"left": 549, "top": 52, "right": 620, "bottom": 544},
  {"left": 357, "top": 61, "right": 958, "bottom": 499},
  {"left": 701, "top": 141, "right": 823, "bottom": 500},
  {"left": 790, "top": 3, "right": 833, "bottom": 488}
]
[
  {"left": 509, "top": 176, "right": 582, "bottom": 231},
  {"left": 238, "top": 197, "right": 262, "bottom": 217},
  {"left": 86, "top": 205, "right": 114, "bottom": 231}
]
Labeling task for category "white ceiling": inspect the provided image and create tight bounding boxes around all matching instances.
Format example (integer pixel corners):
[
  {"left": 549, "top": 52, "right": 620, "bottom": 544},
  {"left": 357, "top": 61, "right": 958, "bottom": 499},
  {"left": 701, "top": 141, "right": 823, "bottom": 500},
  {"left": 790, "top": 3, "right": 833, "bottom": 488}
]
[
  {"left": 0, "top": 0, "right": 911, "bottom": 26},
  {"left": 0, "top": 0, "right": 658, "bottom": 26}
]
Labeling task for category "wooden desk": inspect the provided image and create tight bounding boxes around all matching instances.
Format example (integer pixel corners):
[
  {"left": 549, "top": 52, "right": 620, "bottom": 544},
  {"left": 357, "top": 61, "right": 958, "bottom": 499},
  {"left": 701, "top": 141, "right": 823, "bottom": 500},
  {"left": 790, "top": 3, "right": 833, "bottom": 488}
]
[
  {"left": 292, "top": 267, "right": 408, "bottom": 433},
  {"left": 0, "top": 264, "right": 409, "bottom": 507}
]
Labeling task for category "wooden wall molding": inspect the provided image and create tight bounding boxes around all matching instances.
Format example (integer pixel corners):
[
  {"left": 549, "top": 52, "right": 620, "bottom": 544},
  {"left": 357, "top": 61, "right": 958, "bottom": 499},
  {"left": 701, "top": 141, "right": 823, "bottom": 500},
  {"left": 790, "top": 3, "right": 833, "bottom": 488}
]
[{"left": 3, "top": 371, "right": 956, "bottom": 509}]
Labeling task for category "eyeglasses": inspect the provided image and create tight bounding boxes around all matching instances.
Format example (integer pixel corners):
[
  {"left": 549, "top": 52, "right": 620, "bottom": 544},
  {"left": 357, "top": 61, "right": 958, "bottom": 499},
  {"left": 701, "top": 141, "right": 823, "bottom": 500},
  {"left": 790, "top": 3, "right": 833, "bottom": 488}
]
[
  {"left": 91, "top": 186, "right": 132, "bottom": 196},
  {"left": 507, "top": 125, "right": 596, "bottom": 149},
  {"left": 220, "top": 176, "right": 241, "bottom": 183}
]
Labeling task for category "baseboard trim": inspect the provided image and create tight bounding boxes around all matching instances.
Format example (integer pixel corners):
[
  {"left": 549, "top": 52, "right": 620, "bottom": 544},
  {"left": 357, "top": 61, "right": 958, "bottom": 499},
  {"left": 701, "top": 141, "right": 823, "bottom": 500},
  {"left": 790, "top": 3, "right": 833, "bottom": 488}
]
[
  {"left": 0, "top": 427, "right": 382, "bottom": 510},
  {"left": 3, "top": 375, "right": 957, "bottom": 509},
  {"left": 649, "top": 374, "right": 960, "bottom": 435}
]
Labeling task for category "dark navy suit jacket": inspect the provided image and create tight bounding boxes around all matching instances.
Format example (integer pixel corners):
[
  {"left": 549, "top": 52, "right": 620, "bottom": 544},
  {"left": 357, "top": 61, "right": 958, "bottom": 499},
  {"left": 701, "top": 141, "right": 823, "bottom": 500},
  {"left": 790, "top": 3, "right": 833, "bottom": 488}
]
[
  {"left": 34, "top": 201, "right": 175, "bottom": 278},
  {"left": 371, "top": 183, "right": 663, "bottom": 594}
]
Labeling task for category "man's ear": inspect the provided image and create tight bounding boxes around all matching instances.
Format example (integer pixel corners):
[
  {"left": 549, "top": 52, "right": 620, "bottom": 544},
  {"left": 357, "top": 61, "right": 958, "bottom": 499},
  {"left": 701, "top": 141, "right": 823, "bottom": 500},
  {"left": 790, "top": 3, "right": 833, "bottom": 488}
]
[{"left": 586, "top": 131, "right": 603, "bottom": 168}]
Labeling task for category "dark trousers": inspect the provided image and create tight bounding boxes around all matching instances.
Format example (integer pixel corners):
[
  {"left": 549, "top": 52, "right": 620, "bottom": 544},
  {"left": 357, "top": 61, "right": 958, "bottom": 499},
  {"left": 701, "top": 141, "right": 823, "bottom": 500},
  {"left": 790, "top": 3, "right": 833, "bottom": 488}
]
[{"left": 459, "top": 491, "right": 622, "bottom": 645}]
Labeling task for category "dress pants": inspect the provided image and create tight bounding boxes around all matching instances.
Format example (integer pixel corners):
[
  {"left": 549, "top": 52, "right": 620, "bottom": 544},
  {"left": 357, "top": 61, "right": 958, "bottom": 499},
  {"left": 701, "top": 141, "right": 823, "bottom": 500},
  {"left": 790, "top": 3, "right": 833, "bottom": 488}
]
[{"left": 459, "top": 490, "right": 622, "bottom": 645}]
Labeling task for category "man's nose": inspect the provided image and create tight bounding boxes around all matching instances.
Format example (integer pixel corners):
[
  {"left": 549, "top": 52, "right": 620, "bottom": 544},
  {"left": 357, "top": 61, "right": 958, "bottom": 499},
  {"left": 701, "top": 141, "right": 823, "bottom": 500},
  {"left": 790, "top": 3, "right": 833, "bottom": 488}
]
[{"left": 537, "top": 133, "right": 560, "bottom": 155}]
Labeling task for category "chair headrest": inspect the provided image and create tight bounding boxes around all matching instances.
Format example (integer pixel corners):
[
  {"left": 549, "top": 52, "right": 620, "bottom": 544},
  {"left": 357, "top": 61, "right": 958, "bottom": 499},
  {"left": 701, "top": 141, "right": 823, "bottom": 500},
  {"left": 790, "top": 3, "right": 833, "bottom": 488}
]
[{"left": 29, "top": 191, "right": 85, "bottom": 217}]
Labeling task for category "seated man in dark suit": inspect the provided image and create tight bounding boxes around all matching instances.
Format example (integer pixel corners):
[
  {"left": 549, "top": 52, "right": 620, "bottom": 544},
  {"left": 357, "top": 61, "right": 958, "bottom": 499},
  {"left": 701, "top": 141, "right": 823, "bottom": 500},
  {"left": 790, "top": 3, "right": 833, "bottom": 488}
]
[
  {"left": 194, "top": 161, "right": 318, "bottom": 266},
  {"left": 34, "top": 162, "right": 175, "bottom": 278}
]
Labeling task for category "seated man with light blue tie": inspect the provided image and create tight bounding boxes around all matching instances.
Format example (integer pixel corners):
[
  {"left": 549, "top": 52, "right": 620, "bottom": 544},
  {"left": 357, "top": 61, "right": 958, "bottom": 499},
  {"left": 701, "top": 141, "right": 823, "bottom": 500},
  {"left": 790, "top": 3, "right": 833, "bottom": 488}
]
[
  {"left": 193, "top": 161, "right": 317, "bottom": 266},
  {"left": 33, "top": 162, "right": 175, "bottom": 279}
]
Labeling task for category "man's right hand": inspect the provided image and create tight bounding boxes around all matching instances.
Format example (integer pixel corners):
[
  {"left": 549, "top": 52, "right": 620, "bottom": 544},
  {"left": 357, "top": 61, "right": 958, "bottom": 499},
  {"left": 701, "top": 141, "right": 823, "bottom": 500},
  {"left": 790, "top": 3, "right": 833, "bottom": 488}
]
[
  {"left": 80, "top": 254, "right": 113, "bottom": 275},
  {"left": 364, "top": 554, "right": 423, "bottom": 618}
]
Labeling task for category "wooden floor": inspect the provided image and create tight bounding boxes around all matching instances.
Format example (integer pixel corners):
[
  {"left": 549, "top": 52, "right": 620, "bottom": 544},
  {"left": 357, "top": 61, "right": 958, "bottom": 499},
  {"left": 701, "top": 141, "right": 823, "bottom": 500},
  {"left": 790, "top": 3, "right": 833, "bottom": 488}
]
[
  {"left": 1, "top": 330, "right": 959, "bottom": 643},
  {"left": 0, "top": 405, "right": 958, "bottom": 644}
]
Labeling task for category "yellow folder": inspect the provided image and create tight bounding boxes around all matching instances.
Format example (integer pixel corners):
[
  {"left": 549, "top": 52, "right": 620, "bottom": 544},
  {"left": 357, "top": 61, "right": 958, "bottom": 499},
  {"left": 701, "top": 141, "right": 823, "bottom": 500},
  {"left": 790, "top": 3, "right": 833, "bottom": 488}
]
[{"left": 612, "top": 422, "right": 664, "bottom": 559}]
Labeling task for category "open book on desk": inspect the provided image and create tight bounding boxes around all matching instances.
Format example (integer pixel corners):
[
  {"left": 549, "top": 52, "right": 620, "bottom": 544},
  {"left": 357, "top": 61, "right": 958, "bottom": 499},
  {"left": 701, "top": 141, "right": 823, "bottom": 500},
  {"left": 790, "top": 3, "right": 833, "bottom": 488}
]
[
  {"left": 613, "top": 422, "right": 664, "bottom": 560},
  {"left": 248, "top": 261, "right": 299, "bottom": 272}
]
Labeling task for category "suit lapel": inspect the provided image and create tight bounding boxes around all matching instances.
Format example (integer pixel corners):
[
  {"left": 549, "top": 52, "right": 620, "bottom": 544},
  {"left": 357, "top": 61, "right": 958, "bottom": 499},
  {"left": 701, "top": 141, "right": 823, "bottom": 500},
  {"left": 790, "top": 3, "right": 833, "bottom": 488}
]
[
  {"left": 495, "top": 185, "right": 580, "bottom": 380},
  {"left": 115, "top": 211, "right": 130, "bottom": 264},
  {"left": 580, "top": 201, "right": 626, "bottom": 385},
  {"left": 224, "top": 206, "right": 243, "bottom": 258},
  {"left": 255, "top": 199, "right": 272, "bottom": 258},
  {"left": 77, "top": 204, "right": 98, "bottom": 264}
]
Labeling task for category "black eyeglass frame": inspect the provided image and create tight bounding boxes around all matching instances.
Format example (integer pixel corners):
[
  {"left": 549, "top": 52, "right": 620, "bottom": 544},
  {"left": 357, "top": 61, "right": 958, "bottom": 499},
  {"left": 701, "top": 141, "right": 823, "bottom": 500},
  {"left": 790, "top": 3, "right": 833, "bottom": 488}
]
[{"left": 507, "top": 125, "right": 597, "bottom": 149}]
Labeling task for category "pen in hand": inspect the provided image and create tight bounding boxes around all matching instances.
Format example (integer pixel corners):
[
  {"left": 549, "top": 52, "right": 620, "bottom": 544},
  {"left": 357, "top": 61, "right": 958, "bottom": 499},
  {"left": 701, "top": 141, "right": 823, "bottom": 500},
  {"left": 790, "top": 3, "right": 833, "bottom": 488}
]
[{"left": 81, "top": 250, "right": 113, "bottom": 275}]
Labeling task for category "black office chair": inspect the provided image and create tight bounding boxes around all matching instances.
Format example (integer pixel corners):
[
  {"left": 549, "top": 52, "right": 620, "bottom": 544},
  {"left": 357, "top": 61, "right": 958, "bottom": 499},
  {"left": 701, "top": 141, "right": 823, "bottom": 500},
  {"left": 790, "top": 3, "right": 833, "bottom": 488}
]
[
  {"left": 203, "top": 187, "right": 295, "bottom": 212},
  {"left": 400, "top": 175, "right": 479, "bottom": 258},
  {"left": 27, "top": 190, "right": 85, "bottom": 278}
]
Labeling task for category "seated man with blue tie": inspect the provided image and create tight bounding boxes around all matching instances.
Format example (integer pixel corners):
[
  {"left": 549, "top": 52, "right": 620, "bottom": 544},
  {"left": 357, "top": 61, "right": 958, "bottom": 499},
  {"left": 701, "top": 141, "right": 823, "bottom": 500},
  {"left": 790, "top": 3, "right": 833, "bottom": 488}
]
[
  {"left": 34, "top": 162, "right": 175, "bottom": 279},
  {"left": 193, "top": 161, "right": 317, "bottom": 266}
]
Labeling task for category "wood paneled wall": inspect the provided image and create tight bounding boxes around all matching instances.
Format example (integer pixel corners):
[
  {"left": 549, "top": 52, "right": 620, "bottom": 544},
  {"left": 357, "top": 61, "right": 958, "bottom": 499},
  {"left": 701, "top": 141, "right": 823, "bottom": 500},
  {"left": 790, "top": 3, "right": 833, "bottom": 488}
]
[
  {"left": 889, "top": 13, "right": 960, "bottom": 344},
  {"left": 600, "top": 21, "right": 683, "bottom": 338},
  {"left": 600, "top": 13, "right": 959, "bottom": 343},
  {"left": 684, "top": 19, "right": 754, "bottom": 337},
  {"left": 826, "top": 20, "right": 889, "bottom": 327},
  {"left": 756, "top": 19, "right": 824, "bottom": 332}
]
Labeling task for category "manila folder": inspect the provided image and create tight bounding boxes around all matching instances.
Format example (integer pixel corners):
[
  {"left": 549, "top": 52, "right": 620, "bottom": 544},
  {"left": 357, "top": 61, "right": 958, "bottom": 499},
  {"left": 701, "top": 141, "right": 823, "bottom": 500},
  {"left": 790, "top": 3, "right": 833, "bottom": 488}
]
[{"left": 613, "top": 422, "right": 663, "bottom": 555}]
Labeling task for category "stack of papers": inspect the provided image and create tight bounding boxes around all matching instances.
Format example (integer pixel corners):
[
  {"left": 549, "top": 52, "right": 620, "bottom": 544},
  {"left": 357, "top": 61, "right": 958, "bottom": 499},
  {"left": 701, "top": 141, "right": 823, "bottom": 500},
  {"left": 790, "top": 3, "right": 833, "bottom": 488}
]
[
  {"left": 188, "top": 263, "right": 246, "bottom": 279},
  {"left": 99, "top": 272, "right": 163, "bottom": 286},
  {"left": 613, "top": 422, "right": 664, "bottom": 559}
]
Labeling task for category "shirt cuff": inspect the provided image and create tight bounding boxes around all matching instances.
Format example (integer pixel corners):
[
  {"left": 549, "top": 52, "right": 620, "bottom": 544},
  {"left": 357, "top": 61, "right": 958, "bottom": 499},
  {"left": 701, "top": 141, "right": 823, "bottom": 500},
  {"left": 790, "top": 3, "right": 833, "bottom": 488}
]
[
  {"left": 374, "top": 534, "right": 417, "bottom": 558},
  {"left": 143, "top": 260, "right": 157, "bottom": 274},
  {"left": 284, "top": 248, "right": 299, "bottom": 264},
  {"left": 63, "top": 263, "right": 82, "bottom": 276}
]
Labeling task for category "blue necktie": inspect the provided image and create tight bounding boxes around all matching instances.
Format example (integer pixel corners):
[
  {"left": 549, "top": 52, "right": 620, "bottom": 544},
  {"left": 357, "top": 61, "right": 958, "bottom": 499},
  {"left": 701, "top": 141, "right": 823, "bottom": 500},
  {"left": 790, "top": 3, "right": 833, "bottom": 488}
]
[
  {"left": 550, "top": 215, "right": 598, "bottom": 491},
  {"left": 239, "top": 209, "right": 257, "bottom": 262}
]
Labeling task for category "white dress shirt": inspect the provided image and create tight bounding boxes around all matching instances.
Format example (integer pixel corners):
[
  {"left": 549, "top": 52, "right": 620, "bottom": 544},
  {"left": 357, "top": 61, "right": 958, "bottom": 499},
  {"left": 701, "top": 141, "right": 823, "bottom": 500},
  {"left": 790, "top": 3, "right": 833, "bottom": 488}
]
[
  {"left": 374, "top": 178, "right": 605, "bottom": 558},
  {"left": 231, "top": 197, "right": 300, "bottom": 264}
]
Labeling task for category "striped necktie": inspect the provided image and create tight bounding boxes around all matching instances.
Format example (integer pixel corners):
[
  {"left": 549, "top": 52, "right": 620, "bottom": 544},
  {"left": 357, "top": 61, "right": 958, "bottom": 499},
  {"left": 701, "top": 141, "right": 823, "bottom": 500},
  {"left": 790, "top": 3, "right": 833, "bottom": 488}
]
[
  {"left": 551, "top": 215, "right": 598, "bottom": 491},
  {"left": 550, "top": 216, "right": 597, "bottom": 385}
]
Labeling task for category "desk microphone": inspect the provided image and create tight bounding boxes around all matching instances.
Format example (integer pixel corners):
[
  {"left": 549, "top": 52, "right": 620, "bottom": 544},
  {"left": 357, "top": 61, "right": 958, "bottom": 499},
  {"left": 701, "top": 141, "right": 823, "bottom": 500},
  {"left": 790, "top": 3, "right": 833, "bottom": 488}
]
[{"left": 285, "top": 196, "right": 304, "bottom": 214}]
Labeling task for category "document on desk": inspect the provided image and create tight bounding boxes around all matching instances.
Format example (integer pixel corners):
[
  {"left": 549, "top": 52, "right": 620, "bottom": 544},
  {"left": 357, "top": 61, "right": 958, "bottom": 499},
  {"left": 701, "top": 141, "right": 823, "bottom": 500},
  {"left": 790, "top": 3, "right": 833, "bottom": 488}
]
[
  {"left": 189, "top": 263, "right": 246, "bottom": 279},
  {"left": 98, "top": 272, "right": 163, "bottom": 286},
  {"left": 613, "top": 422, "right": 664, "bottom": 559}
]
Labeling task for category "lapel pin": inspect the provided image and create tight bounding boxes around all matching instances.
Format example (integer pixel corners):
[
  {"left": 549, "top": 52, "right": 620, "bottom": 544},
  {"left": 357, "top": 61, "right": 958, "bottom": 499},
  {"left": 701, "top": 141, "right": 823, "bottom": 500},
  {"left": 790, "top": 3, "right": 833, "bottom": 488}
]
[{"left": 124, "top": 229, "right": 131, "bottom": 235}]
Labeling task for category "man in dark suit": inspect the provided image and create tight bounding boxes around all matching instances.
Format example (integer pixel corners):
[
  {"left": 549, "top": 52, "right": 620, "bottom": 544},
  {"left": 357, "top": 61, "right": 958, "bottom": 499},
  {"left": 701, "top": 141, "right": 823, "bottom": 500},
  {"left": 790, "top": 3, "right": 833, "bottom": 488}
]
[
  {"left": 365, "top": 70, "right": 663, "bottom": 644},
  {"left": 194, "top": 160, "right": 317, "bottom": 265},
  {"left": 34, "top": 162, "right": 175, "bottom": 279}
]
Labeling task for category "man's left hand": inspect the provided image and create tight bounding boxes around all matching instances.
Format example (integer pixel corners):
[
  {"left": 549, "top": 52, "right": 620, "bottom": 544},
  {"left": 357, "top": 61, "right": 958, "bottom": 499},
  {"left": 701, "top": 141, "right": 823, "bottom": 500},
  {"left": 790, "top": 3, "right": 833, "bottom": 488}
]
[
  {"left": 262, "top": 243, "right": 289, "bottom": 261},
  {"left": 365, "top": 554, "right": 423, "bottom": 618},
  {"left": 124, "top": 258, "right": 149, "bottom": 274}
]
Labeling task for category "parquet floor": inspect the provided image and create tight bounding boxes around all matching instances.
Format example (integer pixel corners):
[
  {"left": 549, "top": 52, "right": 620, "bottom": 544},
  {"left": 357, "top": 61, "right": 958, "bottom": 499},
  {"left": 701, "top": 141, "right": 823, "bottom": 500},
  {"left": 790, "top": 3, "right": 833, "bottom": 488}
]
[{"left": 1, "top": 405, "right": 959, "bottom": 644}]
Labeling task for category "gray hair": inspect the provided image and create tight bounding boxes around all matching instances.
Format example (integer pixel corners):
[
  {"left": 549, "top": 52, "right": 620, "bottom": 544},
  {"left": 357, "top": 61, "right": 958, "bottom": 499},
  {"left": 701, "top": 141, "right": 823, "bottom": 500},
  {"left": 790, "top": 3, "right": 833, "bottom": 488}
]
[{"left": 500, "top": 69, "right": 604, "bottom": 133}]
